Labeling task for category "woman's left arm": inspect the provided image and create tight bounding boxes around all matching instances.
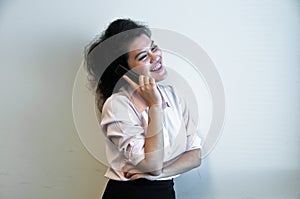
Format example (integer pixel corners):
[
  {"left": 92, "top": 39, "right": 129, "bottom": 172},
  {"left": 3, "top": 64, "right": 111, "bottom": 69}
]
[
  {"left": 128, "top": 149, "right": 201, "bottom": 180},
  {"left": 160, "top": 149, "right": 201, "bottom": 178},
  {"left": 157, "top": 86, "right": 202, "bottom": 177}
]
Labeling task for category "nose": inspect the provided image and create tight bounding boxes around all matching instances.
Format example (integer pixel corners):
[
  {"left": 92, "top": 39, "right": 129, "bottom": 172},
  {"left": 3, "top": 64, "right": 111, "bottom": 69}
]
[{"left": 148, "top": 51, "right": 159, "bottom": 64}]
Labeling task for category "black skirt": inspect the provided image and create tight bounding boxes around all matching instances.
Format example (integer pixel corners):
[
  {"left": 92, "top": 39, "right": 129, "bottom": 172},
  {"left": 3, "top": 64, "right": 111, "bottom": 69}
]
[{"left": 102, "top": 178, "right": 175, "bottom": 199}]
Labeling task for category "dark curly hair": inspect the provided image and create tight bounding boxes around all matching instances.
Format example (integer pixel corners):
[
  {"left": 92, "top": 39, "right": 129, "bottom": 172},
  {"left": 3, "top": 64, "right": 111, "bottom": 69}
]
[{"left": 84, "top": 18, "right": 151, "bottom": 112}]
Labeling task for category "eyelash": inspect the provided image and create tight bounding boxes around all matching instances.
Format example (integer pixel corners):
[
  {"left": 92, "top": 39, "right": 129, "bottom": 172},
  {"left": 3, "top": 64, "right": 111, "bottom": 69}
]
[
  {"left": 138, "top": 45, "right": 158, "bottom": 61},
  {"left": 151, "top": 45, "right": 158, "bottom": 52}
]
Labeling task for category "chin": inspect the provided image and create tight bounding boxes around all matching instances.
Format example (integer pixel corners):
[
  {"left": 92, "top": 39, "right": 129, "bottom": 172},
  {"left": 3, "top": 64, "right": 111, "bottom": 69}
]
[{"left": 155, "top": 70, "right": 168, "bottom": 82}]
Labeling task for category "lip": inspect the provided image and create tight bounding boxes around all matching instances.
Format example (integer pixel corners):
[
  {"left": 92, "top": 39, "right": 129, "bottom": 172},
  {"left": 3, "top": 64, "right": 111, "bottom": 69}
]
[{"left": 150, "top": 59, "right": 162, "bottom": 72}]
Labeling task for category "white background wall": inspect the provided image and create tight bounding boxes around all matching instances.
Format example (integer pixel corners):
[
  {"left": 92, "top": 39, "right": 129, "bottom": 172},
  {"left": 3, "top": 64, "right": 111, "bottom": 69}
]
[{"left": 0, "top": 0, "right": 299, "bottom": 199}]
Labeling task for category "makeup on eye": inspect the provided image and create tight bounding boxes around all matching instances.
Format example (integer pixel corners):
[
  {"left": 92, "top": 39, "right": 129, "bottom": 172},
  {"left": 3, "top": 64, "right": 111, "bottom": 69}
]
[
  {"left": 151, "top": 44, "right": 158, "bottom": 52},
  {"left": 138, "top": 54, "right": 147, "bottom": 61},
  {"left": 135, "top": 42, "right": 158, "bottom": 61}
]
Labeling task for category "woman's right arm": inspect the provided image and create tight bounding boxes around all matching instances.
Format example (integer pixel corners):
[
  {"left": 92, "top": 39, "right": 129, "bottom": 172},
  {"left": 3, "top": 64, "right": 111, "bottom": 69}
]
[
  {"left": 121, "top": 75, "right": 164, "bottom": 175},
  {"left": 132, "top": 103, "right": 164, "bottom": 175}
]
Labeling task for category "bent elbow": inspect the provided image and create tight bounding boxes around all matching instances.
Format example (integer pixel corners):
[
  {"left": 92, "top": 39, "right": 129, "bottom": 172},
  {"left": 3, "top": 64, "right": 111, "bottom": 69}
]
[
  {"left": 147, "top": 161, "right": 163, "bottom": 175},
  {"left": 195, "top": 158, "right": 201, "bottom": 167},
  {"left": 193, "top": 149, "right": 201, "bottom": 168},
  {"left": 149, "top": 169, "right": 162, "bottom": 176}
]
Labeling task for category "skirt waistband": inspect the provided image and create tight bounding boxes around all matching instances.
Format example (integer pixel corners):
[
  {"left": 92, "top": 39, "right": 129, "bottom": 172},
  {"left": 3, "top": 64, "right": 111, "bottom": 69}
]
[{"left": 109, "top": 178, "right": 174, "bottom": 187}]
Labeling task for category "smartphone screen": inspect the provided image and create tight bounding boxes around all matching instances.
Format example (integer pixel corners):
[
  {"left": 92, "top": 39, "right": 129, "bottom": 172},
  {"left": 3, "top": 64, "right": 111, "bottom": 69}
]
[{"left": 115, "top": 64, "right": 139, "bottom": 84}]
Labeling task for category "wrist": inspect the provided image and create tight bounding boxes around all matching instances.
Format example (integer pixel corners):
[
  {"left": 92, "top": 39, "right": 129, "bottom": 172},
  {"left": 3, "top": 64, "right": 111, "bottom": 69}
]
[
  {"left": 149, "top": 103, "right": 162, "bottom": 108},
  {"left": 148, "top": 104, "right": 163, "bottom": 120}
]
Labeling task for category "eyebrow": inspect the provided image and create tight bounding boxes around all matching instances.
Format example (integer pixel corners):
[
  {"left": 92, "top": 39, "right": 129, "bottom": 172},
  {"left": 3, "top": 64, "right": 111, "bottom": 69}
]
[{"left": 134, "top": 40, "right": 154, "bottom": 60}]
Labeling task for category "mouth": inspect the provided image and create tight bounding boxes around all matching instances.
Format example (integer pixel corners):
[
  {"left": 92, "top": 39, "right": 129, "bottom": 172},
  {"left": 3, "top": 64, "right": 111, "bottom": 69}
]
[{"left": 150, "top": 59, "right": 163, "bottom": 72}]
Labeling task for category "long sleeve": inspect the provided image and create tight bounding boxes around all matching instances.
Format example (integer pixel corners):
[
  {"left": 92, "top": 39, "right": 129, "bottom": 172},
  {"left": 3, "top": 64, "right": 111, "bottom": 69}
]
[{"left": 101, "top": 94, "right": 146, "bottom": 166}]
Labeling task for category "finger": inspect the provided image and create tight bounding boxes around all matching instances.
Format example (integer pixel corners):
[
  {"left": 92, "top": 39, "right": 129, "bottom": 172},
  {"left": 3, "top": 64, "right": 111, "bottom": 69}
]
[
  {"left": 125, "top": 172, "right": 132, "bottom": 179},
  {"left": 149, "top": 77, "right": 155, "bottom": 84},
  {"left": 139, "top": 75, "right": 144, "bottom": 86},
  {"left": 125, "top": 171, "right": 135, "bottom": 178},
  {"left": 130, "top": 174, "right": 142, "bottom": 181},
  {"left": 123, "top": 75, "right": 139, "bottom": 90},
  {"left": 144, "top": 76, "right": 149, "bottom": 85},
  {"left": 124, "top": 172, "right": 128, "bottom": 178}
]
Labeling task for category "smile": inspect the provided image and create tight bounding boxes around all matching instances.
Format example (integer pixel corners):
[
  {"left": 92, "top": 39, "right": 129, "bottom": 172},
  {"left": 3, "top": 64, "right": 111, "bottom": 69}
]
[{"left": 150, "top": 60, "right": 162, "bottom": 72}]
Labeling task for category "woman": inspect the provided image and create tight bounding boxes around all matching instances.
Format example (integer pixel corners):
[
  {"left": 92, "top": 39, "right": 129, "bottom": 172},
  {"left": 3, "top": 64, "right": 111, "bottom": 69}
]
[{"left": 85, "top": 18, "right": 202, "bottom": 199}]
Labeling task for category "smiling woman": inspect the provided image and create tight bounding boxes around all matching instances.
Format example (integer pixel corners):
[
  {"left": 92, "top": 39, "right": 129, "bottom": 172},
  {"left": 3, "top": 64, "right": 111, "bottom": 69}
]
[
  {"left": 126, "top": 35, "right": 167, "bottom": 81},
  {"left": 84, "top": 18, "right": 202, "bottom": 199}
]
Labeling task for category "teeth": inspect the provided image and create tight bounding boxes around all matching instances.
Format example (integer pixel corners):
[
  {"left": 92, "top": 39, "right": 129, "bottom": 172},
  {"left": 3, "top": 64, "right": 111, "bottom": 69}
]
[{"left": 151, "top": 63, "right": 161, "bottom": 71}]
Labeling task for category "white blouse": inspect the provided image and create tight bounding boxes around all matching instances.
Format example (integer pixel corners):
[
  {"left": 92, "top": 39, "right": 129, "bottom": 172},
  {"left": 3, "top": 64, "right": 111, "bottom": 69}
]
[{"left": 100, "top": 84, "right": 202, "bottom": 181}]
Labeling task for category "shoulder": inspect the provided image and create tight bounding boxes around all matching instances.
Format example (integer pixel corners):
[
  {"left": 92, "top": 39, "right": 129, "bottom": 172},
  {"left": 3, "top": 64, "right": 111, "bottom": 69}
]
[
  {"left": 101, "top": 91, "right": 139, "bottom": 123},
  {"left": 102, "top": 92, "right": 136, "bottom": 114},
  {"left": 104, "top": 93, "right": 130, "bottom": 108}
]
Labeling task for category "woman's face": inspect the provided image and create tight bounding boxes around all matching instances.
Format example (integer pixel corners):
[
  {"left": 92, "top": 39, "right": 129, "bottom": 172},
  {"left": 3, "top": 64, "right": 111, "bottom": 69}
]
[{"left": 127, "top": 34, "right": 167, "bottom": 82}]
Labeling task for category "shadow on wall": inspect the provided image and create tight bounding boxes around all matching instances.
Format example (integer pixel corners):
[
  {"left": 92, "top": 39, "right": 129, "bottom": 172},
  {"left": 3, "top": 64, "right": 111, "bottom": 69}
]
[{"left": 175, "top": 158, "right": 214, "bottom": 199}]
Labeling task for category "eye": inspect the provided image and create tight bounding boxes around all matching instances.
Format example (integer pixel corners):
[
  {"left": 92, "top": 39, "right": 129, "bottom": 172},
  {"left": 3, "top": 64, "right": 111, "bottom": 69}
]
[
  {"left": 138, "top": 54, "right": 148, "bottom": 61},
  {"left": 151, "top": 45, "right": 158, "bottom": 52}
]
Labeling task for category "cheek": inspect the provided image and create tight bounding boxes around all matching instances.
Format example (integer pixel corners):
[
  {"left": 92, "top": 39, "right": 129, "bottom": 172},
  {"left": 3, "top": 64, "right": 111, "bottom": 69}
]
[
  {"left": 155, "top": 49, "right": 162, "bottom": 57},
  {"left": 158, "top": 50, "right": 162, "bottom": 56},
  {"left": 131, "top": 65, "right": 151, "bottom": 75}
]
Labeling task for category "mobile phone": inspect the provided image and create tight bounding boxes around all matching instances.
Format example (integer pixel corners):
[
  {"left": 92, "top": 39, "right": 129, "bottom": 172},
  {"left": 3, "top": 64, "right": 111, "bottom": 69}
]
[{"left": 115, "top": 64, "right": 139, "bottom": 84}]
